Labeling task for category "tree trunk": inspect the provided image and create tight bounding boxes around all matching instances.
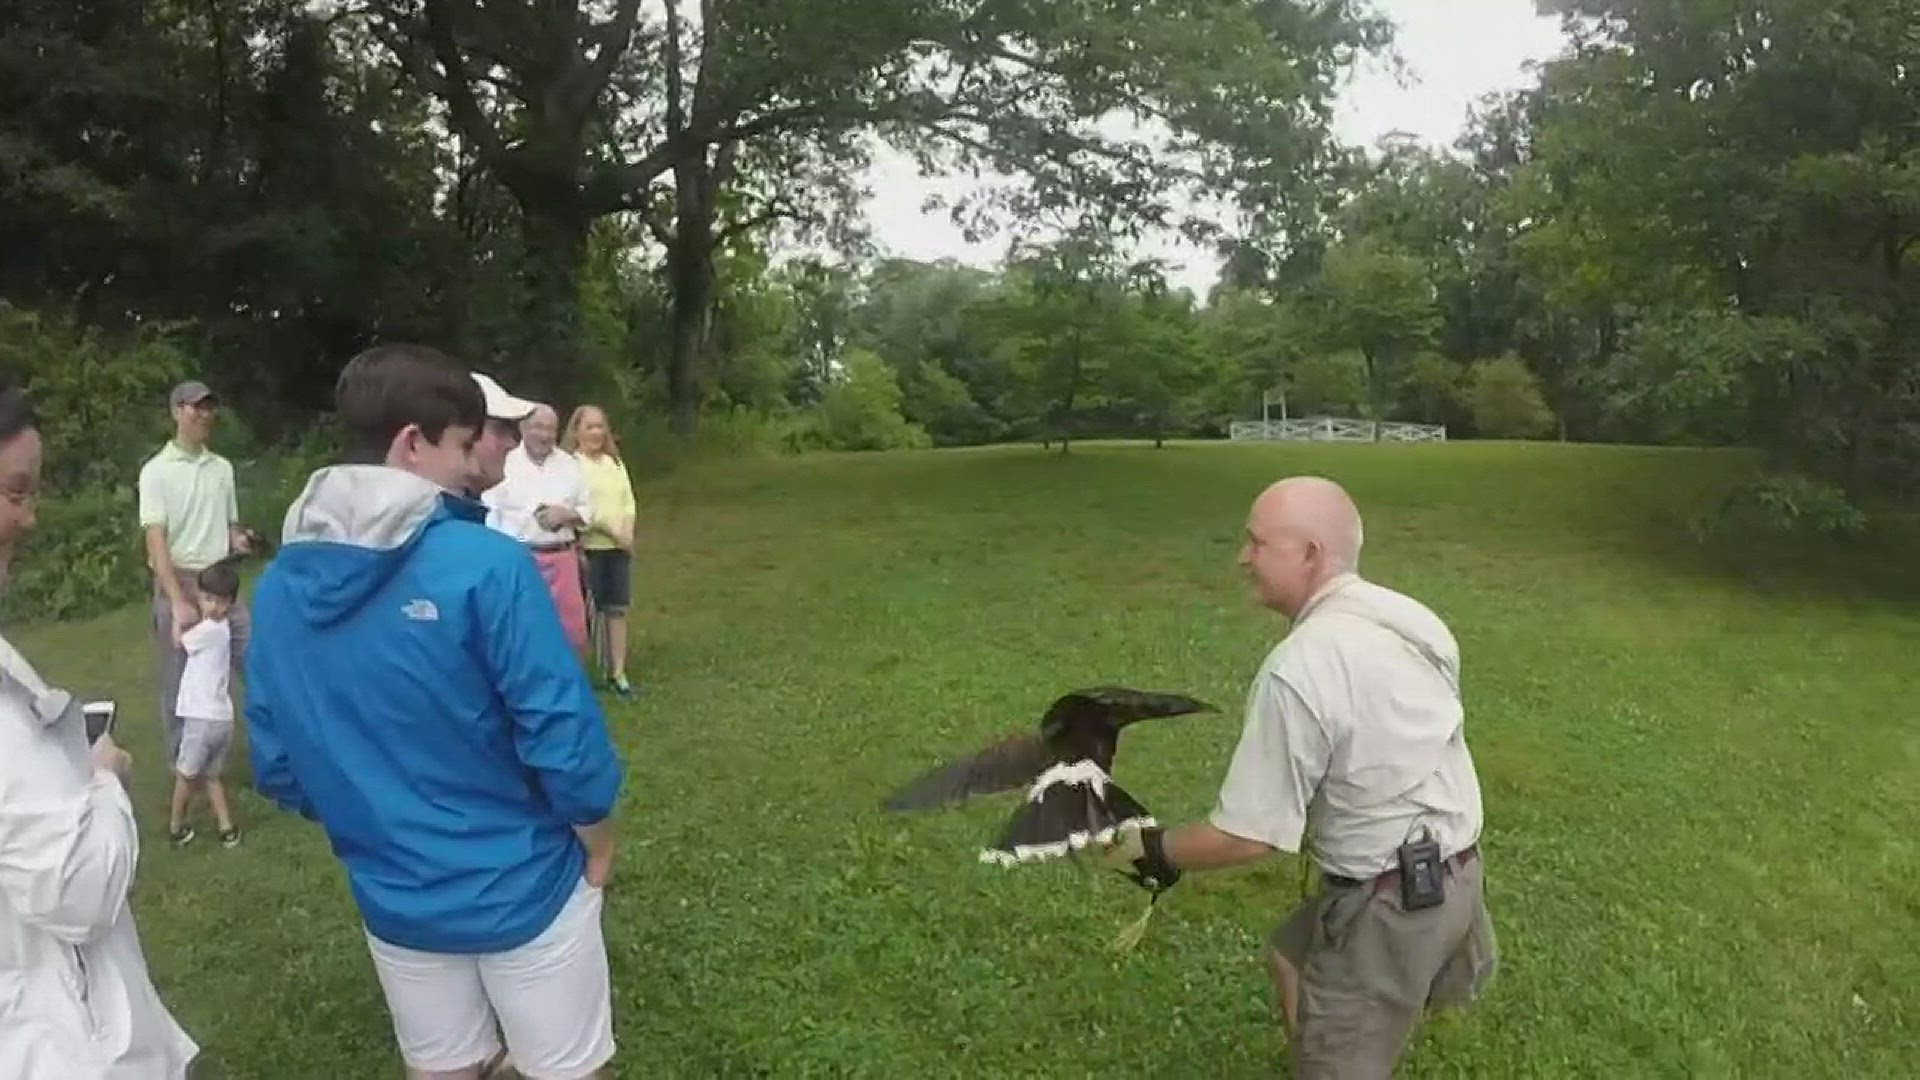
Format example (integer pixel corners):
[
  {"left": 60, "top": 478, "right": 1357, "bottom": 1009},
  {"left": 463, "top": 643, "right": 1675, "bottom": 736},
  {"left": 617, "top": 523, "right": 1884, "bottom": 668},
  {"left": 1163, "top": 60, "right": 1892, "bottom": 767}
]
[
  {"left": 1364, "top": 348, "right": 1384, "bottom": 441},
  {"left": 665, "top": 152, "right": 720, "bottom": 437},
  {"left": 518, "top": 203, "right": 593, "bottom": 398}
]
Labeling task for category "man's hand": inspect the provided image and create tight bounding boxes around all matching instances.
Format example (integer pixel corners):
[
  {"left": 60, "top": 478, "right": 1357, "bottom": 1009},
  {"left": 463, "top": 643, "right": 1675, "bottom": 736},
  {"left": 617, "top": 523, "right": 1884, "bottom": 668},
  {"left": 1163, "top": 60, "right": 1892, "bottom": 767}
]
[
  {"left": 535, "top": 505, "right": 581, "bottom": 532},
  {"left": 171, "top": 597, "right": 198, "bottom": 646},
  {"left": 91, "top": 734, "right": 133, "bottom": 780},
  {"left": 575, "top": 819, "right": 616, "bottom": 888}
]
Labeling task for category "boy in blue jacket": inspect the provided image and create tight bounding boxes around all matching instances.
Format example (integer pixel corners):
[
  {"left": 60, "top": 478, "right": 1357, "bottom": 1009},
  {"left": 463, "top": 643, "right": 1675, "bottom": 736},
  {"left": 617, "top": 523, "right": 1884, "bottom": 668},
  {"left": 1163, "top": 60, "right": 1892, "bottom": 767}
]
[{"left": 245, "top": 344, "right": 623, "bottom": 1080}]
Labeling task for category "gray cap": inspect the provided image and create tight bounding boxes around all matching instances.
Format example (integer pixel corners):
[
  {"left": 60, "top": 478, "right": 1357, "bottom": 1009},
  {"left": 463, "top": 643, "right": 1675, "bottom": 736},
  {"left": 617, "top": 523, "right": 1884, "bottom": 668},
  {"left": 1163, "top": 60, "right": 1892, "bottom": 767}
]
[{"left": 169, "top": 380, "right": 216, "bottom": 409}]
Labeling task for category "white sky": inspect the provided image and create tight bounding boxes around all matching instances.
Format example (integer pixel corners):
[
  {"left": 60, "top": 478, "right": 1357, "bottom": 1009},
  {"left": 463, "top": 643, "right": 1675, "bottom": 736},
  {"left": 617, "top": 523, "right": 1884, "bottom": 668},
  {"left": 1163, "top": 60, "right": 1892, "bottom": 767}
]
[{"left": 852, "top": 0, "right": 1570, "bottom": 296}]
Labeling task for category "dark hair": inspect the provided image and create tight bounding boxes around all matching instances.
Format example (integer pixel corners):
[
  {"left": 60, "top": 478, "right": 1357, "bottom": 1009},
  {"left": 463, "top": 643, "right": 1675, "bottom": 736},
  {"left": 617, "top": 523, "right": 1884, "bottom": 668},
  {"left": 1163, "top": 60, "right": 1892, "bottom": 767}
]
[
  {"left": 198, "top": 557, "right": 241, "bottom": 601},
  {"left": 334, "top": 344, "right": 486, "bottom": 462},
  {"left": 0, "top": 386, "right": 38, "bottom": 446}
]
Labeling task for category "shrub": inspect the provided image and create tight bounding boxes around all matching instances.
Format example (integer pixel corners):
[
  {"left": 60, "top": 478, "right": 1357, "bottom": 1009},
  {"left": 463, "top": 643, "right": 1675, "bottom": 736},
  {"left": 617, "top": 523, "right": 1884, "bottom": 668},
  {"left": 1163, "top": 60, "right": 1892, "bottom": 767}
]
[
  {"left": 0, "top": 302, "right": 193, "bottom": 491},
  {"left": 1, "top": 484, "right": 150, "bottom": 622},
  {"left": 1466, "top": 355, "right": 1558, "bottom": 439},
  {"left": 800, "top": 349, "right": 933, "bottom": 452},
  {"left": 1692, "top": 473, "right": 1869, "bottom": 542}
]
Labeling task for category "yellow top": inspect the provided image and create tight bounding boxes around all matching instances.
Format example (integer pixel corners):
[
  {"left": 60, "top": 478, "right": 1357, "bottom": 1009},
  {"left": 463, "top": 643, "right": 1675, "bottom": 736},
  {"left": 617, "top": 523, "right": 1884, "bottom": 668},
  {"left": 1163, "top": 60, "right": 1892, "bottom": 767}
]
[{"left": 578, "top": 451, "right": 636, "bottom": 551}]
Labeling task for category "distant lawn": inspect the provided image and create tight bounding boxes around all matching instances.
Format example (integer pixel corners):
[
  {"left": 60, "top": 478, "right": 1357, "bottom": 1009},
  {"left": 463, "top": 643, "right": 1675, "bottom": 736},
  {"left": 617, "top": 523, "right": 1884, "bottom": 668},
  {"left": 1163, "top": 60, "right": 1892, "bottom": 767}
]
[{"left": 21, "top": 440, "right": 1919, "bottom": 1077}]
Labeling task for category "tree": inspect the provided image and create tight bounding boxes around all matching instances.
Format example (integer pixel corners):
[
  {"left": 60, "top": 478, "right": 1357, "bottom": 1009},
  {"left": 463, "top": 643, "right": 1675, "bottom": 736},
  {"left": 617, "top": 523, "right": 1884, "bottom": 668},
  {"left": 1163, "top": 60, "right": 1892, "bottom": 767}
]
[
  {"left": 1398, "top": 353, "right": 1470, "bottom": 430},
  {"left": 1108, "top": 289, "right": 1208, "bottom": 447},
  {"left": 363, "top": 0, "right": 1393, "bottom": 431},
  {"left": 1508, "top": 0, "right": 1920, "bottom": 497},
  {"left": 980, "top": 233, "right": 1166, "bottom": 453},
  {"left": 1304, "top": 239, "right": 1441, "bottom": 428},
  {"left": 1198, "top": 288, "right": 1310, "bottom": 423}
]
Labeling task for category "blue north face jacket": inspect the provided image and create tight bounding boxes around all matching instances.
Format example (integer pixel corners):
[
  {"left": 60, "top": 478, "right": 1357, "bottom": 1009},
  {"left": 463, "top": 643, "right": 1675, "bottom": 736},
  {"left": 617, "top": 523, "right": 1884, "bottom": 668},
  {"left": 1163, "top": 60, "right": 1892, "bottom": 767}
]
[{"left": 245, "top": 465, "right": 623, "bottom": 954}]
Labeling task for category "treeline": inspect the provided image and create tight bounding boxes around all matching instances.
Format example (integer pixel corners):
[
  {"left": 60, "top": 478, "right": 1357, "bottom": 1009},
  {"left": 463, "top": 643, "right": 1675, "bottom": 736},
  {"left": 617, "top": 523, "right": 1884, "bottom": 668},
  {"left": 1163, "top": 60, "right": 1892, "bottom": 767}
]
[{"left": 4, "top": 0, "right": 1916, "bottom": 583}]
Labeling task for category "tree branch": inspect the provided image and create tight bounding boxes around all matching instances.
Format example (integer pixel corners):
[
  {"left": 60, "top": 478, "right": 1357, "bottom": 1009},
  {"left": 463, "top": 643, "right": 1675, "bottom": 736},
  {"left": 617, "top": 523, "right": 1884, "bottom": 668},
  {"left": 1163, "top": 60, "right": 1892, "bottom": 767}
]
[
  {"left": 583, "top": 0, "right": 642, "bottom": 89},
  {"left": 415, "top": 0, "right": 509, "bottom": 170}
]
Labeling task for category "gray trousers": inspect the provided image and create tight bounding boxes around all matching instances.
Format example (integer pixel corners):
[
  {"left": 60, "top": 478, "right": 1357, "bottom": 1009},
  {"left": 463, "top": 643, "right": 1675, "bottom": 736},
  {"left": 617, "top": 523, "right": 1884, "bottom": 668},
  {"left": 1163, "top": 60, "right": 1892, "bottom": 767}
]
[{"left": 152, "top": 576, "right": 251, "bottom": 768}]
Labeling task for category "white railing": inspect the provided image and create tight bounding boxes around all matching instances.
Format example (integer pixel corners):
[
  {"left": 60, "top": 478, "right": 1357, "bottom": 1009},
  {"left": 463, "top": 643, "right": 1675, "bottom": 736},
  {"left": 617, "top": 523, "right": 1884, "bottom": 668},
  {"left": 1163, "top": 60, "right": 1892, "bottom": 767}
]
[{"left": 1228, "top": 417, "right": 1447, "bottom": 443}]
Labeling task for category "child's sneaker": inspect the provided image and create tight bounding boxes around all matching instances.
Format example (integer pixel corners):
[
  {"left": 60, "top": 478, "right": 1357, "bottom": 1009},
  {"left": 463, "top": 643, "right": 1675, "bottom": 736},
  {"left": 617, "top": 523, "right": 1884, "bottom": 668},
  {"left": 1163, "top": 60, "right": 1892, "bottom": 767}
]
[
  {"left": 219, "top": 827, "right": 241, "bottom": 849},
  {"left": 612, "top": 674, "right": 633, "bottom": 697},
  {"left": 169, "top": 824, "right": 195, "bottom": 847}
]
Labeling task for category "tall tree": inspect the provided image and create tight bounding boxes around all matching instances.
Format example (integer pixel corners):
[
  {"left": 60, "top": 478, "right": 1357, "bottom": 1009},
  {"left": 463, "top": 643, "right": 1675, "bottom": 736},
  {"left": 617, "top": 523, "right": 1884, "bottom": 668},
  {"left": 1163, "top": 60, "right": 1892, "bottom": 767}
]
[
  {"left": 1512, "top": 0, "right": 1920, "bottom": 495},
  {"left": 362, "top": 0, "right": 1390, "bottom": 430},
  {"left": 1303, "top": 238, "right": 1441, "bottom": 426}
]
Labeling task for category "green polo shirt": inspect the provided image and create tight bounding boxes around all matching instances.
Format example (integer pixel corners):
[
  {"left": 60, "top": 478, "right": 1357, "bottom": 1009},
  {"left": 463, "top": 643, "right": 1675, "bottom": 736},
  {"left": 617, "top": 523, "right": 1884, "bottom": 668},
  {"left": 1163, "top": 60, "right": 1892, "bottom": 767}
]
[{"left": 137, "top": 441, "right": 238, "bottom": 572}]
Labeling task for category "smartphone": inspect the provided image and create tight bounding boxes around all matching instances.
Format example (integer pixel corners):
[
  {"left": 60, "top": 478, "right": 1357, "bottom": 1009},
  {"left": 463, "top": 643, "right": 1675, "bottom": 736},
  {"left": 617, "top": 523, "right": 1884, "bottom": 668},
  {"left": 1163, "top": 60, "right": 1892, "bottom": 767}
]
[{"left": 82, "top": 700, "right": 116, "bottom": 745}]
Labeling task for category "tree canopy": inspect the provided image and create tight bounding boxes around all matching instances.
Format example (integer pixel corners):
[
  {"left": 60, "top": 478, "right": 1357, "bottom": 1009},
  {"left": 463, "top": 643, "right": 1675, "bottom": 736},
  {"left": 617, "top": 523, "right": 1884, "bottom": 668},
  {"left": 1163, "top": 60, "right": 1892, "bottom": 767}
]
[{"left": 6, "top": 0, "right": 1919, "bottom": 521}]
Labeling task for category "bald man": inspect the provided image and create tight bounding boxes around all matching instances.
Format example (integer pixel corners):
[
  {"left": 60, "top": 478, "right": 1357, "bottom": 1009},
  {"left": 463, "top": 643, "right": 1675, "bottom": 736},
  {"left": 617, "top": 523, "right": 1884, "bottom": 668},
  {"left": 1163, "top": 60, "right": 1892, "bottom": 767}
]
[
  {"left": 1105, "top": 477, "right": 1497, "bottom": 1079},
  {"left": 483, "top": 404, "right": 595, "bottom": 662}
]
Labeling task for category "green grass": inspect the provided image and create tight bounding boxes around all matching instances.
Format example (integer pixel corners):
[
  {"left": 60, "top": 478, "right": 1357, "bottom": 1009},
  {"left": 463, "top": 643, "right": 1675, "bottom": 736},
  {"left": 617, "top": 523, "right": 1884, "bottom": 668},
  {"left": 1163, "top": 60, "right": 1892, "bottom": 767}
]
[{"left": 21, "top": 440, "right": 1920, "bottom": 1077}]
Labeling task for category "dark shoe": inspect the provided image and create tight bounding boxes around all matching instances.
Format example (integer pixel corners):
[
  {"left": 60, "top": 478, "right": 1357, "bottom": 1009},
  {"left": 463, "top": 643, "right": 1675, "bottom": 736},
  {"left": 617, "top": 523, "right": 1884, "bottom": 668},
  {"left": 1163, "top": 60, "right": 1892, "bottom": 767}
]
[
  {"left": 612, "top": 674, "right": 633, "bottom": 697},
  {"left": 220, "top": 827, "right": 241, "bottom": 848},
  {"left": 169, "top": 824, "right": 195, "bottom": 847}
]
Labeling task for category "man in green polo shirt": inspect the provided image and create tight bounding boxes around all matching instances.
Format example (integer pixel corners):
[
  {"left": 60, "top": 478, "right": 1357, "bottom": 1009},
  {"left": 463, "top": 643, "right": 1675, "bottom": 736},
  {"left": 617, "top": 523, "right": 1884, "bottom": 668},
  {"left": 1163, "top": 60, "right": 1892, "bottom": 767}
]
[{"left": 139, "top": 379, "right": 253, "bottom": 769}]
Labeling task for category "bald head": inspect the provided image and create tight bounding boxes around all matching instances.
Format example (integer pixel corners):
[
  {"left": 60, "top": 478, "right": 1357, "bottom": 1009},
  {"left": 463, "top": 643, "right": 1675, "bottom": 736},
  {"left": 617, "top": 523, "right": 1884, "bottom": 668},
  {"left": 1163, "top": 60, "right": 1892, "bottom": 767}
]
[
  {"left": 1240, "top": 476, "right": 1364, "bottom": 616},
  {"left": 522, "top": 402, "right": 558, "bottom": 458},
  {"left": 1252, "top": 476, "right": 1363, "bottom": 570}
]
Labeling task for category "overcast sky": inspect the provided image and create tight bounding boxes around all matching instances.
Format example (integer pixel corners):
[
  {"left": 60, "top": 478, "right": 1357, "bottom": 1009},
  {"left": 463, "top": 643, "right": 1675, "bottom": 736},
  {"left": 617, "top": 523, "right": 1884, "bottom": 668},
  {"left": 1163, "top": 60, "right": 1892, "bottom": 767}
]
[{"left": 852, "top": 0, "right": 1569, "bottom": 294}]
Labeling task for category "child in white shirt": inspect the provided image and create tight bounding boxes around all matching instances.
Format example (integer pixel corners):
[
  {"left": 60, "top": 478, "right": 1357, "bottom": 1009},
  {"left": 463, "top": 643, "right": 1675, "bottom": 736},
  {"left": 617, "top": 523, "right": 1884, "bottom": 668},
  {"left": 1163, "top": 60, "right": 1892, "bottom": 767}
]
[{"left": 169, "top": 558, "right": 242, "bottom": 847}]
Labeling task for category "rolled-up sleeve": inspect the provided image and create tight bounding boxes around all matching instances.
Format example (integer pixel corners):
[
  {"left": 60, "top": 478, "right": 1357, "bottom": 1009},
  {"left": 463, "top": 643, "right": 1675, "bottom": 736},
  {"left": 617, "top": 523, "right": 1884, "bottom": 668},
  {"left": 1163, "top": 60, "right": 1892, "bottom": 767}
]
[
  {"left": 1208, "top": 670, "right": 1330, "bottom": 853},
  {"left": 0, "top": 726, "right": 139, "bottom": 944},
  {"left": 478, "top": 551, "right": 623, "bottom": 824}
]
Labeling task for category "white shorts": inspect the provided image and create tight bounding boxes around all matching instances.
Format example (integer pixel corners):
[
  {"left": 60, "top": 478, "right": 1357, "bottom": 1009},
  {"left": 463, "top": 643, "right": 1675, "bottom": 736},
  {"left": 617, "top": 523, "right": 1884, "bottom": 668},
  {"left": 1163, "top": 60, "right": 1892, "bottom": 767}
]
[{"left": 363, "top": 877, "right": 615, "bottom": 1078}]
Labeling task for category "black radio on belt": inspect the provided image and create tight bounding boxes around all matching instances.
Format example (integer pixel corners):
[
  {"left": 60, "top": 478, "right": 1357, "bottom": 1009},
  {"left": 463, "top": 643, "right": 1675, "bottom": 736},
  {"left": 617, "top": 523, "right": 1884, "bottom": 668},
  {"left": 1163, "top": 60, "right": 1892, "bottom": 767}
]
[{"left": 1397, "top": 828, "right": 1446, "bottom": 911}]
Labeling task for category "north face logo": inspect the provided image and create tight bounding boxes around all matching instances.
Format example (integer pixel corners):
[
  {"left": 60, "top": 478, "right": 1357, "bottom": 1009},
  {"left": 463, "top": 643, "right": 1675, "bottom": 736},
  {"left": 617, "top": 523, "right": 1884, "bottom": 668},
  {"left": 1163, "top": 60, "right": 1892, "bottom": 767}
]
[{"left": 402, "top": 599, "right": 440, "bottom": 622}]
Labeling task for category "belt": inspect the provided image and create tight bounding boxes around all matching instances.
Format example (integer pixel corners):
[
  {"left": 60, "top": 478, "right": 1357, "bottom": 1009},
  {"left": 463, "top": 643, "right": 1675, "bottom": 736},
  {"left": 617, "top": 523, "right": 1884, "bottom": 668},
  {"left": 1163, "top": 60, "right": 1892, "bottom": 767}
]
[
  {"left": 1323, "top": 844, "right": 1479, "bottom": 894},
  {"left": 528, "top": 539, "right": 577, "bottom": 553}
]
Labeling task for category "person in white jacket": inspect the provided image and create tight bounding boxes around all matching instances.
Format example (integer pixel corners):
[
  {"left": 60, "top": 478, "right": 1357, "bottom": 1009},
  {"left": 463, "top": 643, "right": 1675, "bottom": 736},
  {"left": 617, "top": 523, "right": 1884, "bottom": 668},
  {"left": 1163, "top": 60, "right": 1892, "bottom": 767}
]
[{"left": 0, "top": 385, "right": 198, "bottom": 1079}]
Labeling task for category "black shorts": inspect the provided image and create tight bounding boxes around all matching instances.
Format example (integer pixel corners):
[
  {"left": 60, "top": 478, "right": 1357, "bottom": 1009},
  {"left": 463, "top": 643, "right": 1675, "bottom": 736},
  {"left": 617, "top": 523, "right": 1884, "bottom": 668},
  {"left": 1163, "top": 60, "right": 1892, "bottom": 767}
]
[{"left": 583, "top": 549, "right": 632, "bottom": 612}]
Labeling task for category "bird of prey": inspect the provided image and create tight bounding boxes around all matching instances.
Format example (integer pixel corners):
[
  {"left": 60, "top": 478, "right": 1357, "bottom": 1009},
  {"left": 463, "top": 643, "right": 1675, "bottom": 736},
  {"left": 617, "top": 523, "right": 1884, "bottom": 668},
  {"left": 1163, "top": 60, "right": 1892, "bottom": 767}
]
[{"left": 883, "top": 686, "right": 1217, "bottom": 879}]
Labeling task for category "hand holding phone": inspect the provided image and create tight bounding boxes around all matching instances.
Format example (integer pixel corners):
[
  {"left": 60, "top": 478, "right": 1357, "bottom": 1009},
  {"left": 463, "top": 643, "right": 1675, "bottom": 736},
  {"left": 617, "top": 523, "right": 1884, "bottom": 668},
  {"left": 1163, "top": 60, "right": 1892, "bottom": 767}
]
[{"left": 82, "top": 700, "right": 116, "bottom": 745}]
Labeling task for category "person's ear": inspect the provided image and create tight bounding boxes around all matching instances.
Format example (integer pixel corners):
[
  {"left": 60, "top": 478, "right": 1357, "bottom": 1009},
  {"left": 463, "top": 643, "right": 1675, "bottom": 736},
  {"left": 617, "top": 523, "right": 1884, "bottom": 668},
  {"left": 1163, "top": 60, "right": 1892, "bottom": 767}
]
[{"left": 388, "top": 423, "right": 422, "bottom": 466}]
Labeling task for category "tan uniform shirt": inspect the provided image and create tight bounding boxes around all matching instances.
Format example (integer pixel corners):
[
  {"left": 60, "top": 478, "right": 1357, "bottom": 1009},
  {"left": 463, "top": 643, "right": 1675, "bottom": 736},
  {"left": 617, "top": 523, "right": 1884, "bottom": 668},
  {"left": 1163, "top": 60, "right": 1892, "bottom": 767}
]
[{"left": 1209, "top": 573, "right": 1484, "bottom": 879}]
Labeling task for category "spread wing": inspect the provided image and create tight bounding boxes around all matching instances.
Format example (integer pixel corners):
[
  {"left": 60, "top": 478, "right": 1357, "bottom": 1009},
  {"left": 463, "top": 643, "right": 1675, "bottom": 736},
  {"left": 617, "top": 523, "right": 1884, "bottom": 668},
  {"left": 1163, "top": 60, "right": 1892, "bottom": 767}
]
[
  {"left": 881, "top": 733, "right": 1056, "bottom": 811},
  {"left": 1040, "top": 687, "right": 1218, "bottom": 737}
]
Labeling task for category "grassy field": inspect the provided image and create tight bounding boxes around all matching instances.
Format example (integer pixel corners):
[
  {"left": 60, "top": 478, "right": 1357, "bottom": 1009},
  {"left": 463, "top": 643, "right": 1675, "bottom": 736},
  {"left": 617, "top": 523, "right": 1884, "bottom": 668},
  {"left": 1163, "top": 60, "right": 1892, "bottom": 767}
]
[{"left": 20, "top": 440, "right": 1920, "bottom": 1077}]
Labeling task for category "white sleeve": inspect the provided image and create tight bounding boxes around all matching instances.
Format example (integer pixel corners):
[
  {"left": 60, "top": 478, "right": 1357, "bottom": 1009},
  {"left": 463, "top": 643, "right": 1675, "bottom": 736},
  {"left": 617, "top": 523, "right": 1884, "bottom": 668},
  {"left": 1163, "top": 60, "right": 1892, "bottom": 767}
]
[
  {"left": 483, "top": 478, "right": 532, "bottom": 537},
  {"left": 1208, "top": 669, "right": 1332, "bottom": 853},
  {"left": 0, "top": 720, "right": 139, "bottom": 944},
  {"left": 179, "top": 621, "right": 217, "bottom": 655}
]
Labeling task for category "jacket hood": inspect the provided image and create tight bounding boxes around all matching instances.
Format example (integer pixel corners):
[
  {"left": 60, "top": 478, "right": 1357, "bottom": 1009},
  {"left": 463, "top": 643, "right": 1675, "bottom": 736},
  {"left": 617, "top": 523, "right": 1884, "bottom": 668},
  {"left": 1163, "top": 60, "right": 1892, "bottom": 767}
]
[
  {"left": 273, "top": 465, "right": 478, "bottom": 627},
  {"left": 1304, "top": 573, "right": 1461, "bottom": 695}
]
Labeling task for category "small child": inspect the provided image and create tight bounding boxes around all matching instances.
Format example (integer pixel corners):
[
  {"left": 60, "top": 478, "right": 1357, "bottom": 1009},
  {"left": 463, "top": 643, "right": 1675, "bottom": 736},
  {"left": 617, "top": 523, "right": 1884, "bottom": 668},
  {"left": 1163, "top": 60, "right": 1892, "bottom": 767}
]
[{"left": 170, "top": 558, "right": 242, "bottom": 848}]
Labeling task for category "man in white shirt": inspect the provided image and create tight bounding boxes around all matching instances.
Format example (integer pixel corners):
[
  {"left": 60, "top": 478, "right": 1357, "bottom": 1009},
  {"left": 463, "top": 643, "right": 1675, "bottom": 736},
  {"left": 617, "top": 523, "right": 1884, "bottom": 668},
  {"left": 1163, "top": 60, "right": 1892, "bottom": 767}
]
[
  {"left": 1104, "top": 476, "right": 1497, "bottom": 1079},
  {"left": 483, "top": 403, "right": 594, "bottom": 663}
]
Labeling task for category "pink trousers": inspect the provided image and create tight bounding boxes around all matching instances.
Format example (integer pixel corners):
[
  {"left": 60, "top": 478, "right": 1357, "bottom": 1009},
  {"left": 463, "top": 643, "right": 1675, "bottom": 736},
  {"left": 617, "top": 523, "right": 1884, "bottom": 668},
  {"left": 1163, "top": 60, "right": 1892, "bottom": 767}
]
[{"left": 533, "top": 547, "right": 591, "bottom": 653}]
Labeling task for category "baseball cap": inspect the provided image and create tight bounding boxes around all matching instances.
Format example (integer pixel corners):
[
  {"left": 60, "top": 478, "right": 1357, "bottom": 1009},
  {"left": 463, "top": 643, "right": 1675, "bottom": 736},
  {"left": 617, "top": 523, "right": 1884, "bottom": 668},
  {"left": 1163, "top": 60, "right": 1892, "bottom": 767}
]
[
  {"left": 168, "top": 380, "right": 216, "bottom": 409},
  {"left": 471, "top": 372, "right": 537, "bottom": 422}
]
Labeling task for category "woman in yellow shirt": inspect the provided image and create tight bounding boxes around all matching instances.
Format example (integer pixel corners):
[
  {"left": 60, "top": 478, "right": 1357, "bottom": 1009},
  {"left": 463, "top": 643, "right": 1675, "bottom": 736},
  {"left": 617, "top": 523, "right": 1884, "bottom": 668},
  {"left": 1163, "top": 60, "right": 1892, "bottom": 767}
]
[{"left": 564, "top": 404, "right": 638, "bottom": 695}]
